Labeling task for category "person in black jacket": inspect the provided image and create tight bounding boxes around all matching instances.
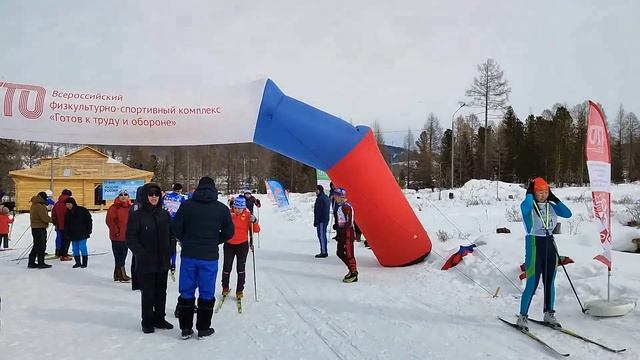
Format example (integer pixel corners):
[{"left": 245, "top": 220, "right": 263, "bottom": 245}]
[
  {"left": 63, "top": 197, "right": 92, "bottom": 268},
  {"left": 128, "top": 185, "right": 145, "bottom": 291},
  {"left": 126, "top": 183, "right": 175, "bottom": 334},
  {"left": 313, "top": 185, "right": 331, "bottom": 258},
  {"left": 242, "top": 190, "right": 261, "bottom": 215},
  {"left": 173, "top": 176, "right": 234, "bottom": 339}
]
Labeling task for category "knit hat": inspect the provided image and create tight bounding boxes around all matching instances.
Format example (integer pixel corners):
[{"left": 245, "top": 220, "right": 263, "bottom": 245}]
[
  {"left": 533, "top": 177, "right": 549, "bottom": 192},
  {"left": 61, "top": 189, "right": 72, "bottom": 196},
  {"left": 198, "top": 176, "right": 215, "bottom": 187},
  {"left": 233, "top": 196, "right": 246, "bottom": 209},
  {"left": 38, "top": 192, "right": 48, "bottom": 201},
  {"left": 334, "top": 187, "right": 346, "bottom": 197}
]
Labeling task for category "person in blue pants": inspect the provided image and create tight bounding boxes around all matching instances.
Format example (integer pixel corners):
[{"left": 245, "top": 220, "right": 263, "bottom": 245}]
[
  {"left": 517, "top": 177, "right": 572, "bottom": 331},
  {"left": 62, "top": 197, "right": 92, "bottom": 268},
  {"left": 173, "top": 177, "right": 234, "bottom": 339},
  {"left": 313, "top": 185, "right": 331, "bottom": 258}
]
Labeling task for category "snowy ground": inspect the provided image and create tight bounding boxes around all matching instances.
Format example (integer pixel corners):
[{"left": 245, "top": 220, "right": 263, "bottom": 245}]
[{"left": 0, "top": 180, "right": 638, "bottom": 360}]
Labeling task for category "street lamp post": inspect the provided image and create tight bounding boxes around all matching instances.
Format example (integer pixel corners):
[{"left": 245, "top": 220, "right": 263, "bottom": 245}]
[{"left": 451, "top": 103, "right": 466, "bottom": 189}]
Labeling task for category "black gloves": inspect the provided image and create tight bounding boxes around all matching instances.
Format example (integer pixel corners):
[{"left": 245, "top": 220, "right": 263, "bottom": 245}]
[
  {"left": 313, "top": 222, "right": 318, "bottom": 227},
  {"left": 526, "top": 180, "right": 535, "bottom": 195},
  {"left": 547, "top": 190, "right": 560, "bottom": 204},
  {"left": 332, "top": 224, "right": 338, "bottom": 230}
]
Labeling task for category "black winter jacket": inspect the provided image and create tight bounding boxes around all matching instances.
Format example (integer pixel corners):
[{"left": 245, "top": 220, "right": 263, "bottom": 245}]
[
  {"left": 126, "top": 184, "right": 175, "bottom": 274},
  {"left": 314, "top": 191, "right": 331, "bottom": 225},
  {"left": 174, "top": 182, "right": 233, "bottom": 260},
  {"left": 63, "top": 198, "right": 93, "bottom": 242}
]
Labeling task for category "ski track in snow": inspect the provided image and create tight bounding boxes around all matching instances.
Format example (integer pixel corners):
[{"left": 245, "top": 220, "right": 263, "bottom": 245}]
[{"left": 0, "top": 182, "right": 638, "bottom": 359}]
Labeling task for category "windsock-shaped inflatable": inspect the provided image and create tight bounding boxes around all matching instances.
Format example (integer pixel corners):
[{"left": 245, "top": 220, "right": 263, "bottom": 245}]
[{"left": 254, "top": 80, "right": 432, "bottom": 266}]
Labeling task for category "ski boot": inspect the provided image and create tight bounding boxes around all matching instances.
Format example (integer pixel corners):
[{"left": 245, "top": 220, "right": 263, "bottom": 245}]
[
  {"left": 543, "top": 311, "right": 561, "bottom": 328},
  {"left": 343, "top": 271, "right": 358, "bottom": 283},
  {"left": 516, "top": 314, "right": 529, "bottom": 331}
]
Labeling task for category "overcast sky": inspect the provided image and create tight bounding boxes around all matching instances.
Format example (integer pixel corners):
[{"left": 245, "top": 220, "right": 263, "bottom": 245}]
[{"left": 1, "top": 0, "right": 637, "bottom": 145}]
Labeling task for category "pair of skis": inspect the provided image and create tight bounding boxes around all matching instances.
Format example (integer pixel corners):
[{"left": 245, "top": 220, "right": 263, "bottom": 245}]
[
  {"left": 499, "top": 317, "right": 626, "bottom": 357},
  {"left": 214, "top": 294, "right": 242, "bottom": 314}
]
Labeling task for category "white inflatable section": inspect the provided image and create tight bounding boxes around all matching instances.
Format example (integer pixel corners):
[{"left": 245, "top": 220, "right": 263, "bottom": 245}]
[{"left": 0, "top": 79, "right": 266, "bottom": 146}]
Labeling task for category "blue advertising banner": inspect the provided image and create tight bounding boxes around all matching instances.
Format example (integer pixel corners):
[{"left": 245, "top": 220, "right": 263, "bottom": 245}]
[
  {"left": 264, "top": 178, "right": 290, "bottom": 210},
  {"left": 102, "top": 180, "right": 145, "bottom": 200}
]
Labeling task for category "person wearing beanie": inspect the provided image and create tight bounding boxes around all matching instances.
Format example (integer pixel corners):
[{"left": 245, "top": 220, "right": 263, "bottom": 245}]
[
  {"left": 220, "top": 195, "right": 260, "bottom": 301},
  {"left": 242, "top": 190, "right": 261, "bottom": 215},
  {"left": 28, "top": 191, "right": 53, "bottom": 268},
  {"left": 106, "top": 190, "right": 132, "bottom": 282},
  {"left": 52, "top": 189, "right": 73, "bottom": 260},
  {"left": 63, "top": 197, "right": 93, "bottom": 268},
  {"left": 516, "top": 177, "right": 572, "bottom": 331},
  {"left": 126, "top": 183, "right": 175, "bottom": 334},
  {"left": 173, "top": 176, "right": 234, "bottom": 339},
  {"left": 162, "top": 182, "right": 186, "bottom": 277},
  {"left": 333, "top": 188, "right": 358, "bottom": 283},
  {"left": 313, "top": 185, "right": 331, "bottom": 258}
]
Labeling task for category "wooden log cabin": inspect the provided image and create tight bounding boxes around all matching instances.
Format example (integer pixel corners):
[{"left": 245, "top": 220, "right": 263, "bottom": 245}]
[{"left": 9, "top": 147, "right": 153, "bottom": 211}]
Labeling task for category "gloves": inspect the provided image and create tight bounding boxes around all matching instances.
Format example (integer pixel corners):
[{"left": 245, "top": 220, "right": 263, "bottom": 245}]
[
  {"left": 526, "top": 180, "right": 535, "bottom": 195},
  {"left": 547, "top": 190, "right": 560, "bottom": 204},
  {"left": 250, "top": 243, "right": 254, "bottom": 251},
  {"left": 313, "top": 222, "right": 318, "bottom": 227},
  {"left": 250, "top": 214, "right": 257, "bottom": 223}
]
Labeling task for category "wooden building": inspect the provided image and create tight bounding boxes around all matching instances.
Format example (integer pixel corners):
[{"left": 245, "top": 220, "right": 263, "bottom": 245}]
[{"left": 9, "top": 147, "right": 153, "bottom": 211}]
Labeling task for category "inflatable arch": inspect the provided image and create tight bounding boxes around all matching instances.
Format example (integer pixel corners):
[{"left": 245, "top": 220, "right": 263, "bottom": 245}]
[
  {"left": 254, "top": 80, "right": 432, "bottom": 266},
  {"left": 0, "top": 79, "right": 432, "bottom": 266}
]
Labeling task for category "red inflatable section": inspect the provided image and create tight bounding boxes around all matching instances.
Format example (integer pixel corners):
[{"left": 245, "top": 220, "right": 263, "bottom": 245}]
[{"left": 327, "top": 130, "right": 432, "bottom": 266}]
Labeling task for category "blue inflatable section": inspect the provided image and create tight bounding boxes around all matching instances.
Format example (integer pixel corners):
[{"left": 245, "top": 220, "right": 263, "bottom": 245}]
[{"left": 253, "top": 79, "right": 368, "bottom": 171}]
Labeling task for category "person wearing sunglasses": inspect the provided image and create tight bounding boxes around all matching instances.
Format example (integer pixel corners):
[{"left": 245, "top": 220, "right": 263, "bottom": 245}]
[
  {"left": 106, "top": 190, "right": 133, "bottom": 282},
  {"left": 126, "top": 183, "right": 175, "bottom": 334}
]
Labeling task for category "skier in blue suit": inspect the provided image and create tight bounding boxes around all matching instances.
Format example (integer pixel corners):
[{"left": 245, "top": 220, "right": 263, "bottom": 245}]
[{"left": 517, "top": 177, "right": 572, "bottom": 331}]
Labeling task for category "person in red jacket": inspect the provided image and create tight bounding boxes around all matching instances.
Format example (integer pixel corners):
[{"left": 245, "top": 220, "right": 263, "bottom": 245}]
[
  {"left": 106, "top": 190, "right": 133, "bottom": 282},
  {"left": 333, "top": 188, "right": 358, "bottom": 283},
  {"left": 52, "top": 189, "right": 73, "bottom": 260},
  {"left": 221, "top": 196, "right": 260, "bottom": 299},
  {"left": 0, "top": 206, "right": 14, "bottom": 249}
]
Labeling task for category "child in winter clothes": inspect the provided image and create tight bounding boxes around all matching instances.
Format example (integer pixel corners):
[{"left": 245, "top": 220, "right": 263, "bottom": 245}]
[
  {"left": 63, "top": 197, "right": 93, "bottom": 268},
  {"left": 221, "top": 196, "right": 260, "bottom": 299},
  {"left": 516, "top": 177, "right": 572, "bottom": 331},
  {"left": 0, "top": 206, "right": 13, "bottom": 248},
  {"left": 333, "top": 188, "right": 358, "bottom": 283}
]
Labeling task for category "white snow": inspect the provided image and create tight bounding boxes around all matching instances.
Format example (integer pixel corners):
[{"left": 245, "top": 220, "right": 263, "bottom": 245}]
[{"left": 0, "top": 181, "right": 638, "bottom": 359}]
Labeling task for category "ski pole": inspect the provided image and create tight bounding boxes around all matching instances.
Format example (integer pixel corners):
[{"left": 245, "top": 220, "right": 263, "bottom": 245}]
[
  {"left": 11, "top": 225, "right": 31, "bottom": 249},
  {"left": 16, "top": 243, "right": 33, "bottom": 265},
  {"left": 250, "top": 225, "right": 257, "bottom": 302},
  {"left": 256, "top": 206, "right": 261, "bottom": 249},
  {"left": 552, "top": 239, "right": 586, "bottom": 313}
]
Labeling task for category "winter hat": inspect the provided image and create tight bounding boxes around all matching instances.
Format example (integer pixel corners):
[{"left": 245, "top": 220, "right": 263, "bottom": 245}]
[
  {"left": 334, "top": 187, "right": 346, "bottom": 197},
  {"left": 63, "top": 197, "right": 77, "bottom": 206},
  {"left": 61, "top": 189, "right": 72, "bottom": 196},
  {"left": 533, "top": 177, "right": 549, "bottom": 192},
  {"left": 172, "top": 183, "right": 183, "bottom": 191},
  {"left": 198, "top": 176, "right": 215, "bottom": 187},
  {"left": 233, "top": 196, "right": 246, "bottom": 209},
  {"left": 1, "top": 206, "right": 9, "bottom": 214},
  {"left": 38, "top": 191, "right": 48, "bottom": 201}
]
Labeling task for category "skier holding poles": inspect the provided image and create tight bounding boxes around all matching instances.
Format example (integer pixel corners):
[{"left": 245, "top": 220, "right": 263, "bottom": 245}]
[
  {"left": 516, "top": 177, "right": 572, "bottom": 331},
  {"left": 218, "top": 196, "right": 260, "bottom": 313}
]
